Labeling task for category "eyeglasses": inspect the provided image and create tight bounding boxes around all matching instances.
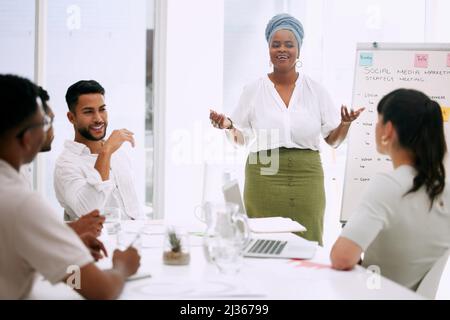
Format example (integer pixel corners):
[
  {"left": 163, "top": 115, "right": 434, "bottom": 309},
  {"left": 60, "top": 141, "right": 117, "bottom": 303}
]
[
  {"left": 43, "top": 113, "right": 53, "bottom": 132},
  {"left": 16, "top": 113, "right": 53, "bottom": 139}
]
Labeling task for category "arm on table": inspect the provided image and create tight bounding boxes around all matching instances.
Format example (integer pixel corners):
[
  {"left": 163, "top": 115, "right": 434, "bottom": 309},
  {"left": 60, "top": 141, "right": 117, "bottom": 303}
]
[
  {"left": 330, "top": 237, "right": 363, "bottom": 271},
  {"left": 67, "top": 247, "right": 140, "bottom": 300}
]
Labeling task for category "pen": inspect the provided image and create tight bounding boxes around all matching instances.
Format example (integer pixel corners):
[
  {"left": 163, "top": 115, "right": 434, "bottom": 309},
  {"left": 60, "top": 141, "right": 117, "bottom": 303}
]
[
  {"left": 126, "top": 272, "right": 152, "bottom": 282},
  {"left": 128, "top": 233, "right": 141, "bottom": 248}
]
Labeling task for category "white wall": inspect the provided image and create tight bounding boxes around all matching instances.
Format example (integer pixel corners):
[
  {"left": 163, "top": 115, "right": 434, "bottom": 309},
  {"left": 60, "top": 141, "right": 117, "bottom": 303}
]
[
  {"left": 163, "top": 0, "right": 226, "bottom": 225},
  {"left": 0, "top": 0, "right": 35, "bottom": 78},
  {"left": 426, "top": 0, "right": 450, "bottom": 42}
]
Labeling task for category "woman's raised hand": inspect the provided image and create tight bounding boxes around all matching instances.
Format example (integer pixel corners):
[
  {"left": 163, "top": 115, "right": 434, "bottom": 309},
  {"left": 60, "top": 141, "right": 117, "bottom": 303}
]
[
  {"left": 209, "top": 109, "right": 232, "bottom": 129},
  {"left": 341, "top": 105, "right": 365, "bottom": 125}
]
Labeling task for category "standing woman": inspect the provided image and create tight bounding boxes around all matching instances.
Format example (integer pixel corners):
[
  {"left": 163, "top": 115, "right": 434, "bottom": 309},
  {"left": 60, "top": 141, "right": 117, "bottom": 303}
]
[{"left": 210, "top": 13, "right": 363, "bottom": 245}]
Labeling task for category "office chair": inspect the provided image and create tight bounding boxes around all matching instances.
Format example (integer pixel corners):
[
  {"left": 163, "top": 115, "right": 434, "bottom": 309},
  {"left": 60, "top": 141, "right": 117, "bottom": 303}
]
[{"left": 416, "top": 249, "right": 450, "bottom": 299}]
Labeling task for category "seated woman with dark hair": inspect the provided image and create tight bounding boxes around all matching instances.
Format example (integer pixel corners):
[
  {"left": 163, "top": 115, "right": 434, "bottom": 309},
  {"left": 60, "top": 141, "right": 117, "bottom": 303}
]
[{"left": 330, "top": 88, "right": 450, "bottom": 291}]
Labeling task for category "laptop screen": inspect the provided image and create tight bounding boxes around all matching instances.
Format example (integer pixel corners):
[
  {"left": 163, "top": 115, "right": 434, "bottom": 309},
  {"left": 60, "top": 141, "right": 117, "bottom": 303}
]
[{"left": 222, "top": 179, "right": 246, "bottom": 216}]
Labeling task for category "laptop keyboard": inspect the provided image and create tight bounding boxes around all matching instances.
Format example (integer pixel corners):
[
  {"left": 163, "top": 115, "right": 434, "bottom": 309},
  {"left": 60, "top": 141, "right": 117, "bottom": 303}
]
[{"left": 245, "top": 239, "right": 287, "bottom": 255}]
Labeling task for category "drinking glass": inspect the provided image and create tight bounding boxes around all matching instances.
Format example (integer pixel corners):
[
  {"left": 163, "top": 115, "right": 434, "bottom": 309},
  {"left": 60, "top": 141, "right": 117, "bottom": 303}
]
[
  {"left": 202, "top": 202, "right": 250, "bottom": 275},
  {"left": 103, "top": 207, "right": 121, "bottom": 235}
]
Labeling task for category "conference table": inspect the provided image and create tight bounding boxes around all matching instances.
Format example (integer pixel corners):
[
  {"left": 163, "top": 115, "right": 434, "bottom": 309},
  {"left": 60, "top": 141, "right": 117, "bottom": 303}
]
[{"left": 28, "top": 220, "right": 423, "bottom": 300}]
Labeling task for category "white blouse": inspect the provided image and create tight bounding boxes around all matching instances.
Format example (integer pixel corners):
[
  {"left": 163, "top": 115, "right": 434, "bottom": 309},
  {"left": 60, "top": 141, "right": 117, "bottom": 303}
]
[
  {"left": 230, "top": 74, "right": 340, "bottom": 152},
  {"left": 341, "top": 165, "right": 450, "bottom": 290}
]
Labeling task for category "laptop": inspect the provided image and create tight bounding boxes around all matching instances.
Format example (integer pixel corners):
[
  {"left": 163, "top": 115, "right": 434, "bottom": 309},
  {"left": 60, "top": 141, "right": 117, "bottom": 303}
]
[{"left": 222, "top": 179, "right": 317, "bottom": 259}]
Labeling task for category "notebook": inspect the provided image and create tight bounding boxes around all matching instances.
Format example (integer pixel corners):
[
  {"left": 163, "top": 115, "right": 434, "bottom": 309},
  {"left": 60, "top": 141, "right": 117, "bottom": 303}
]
[
  {"left": 222, "top": 179, "right": 317, "bottom": 259},
  {"left": 248, "top": 217, "right": 306, "bottom": 233}
]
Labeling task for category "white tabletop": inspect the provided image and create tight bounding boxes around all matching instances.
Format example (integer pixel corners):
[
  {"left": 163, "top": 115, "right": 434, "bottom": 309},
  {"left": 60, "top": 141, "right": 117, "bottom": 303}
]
[{"left": 28, "top": 220, "right": 424, "bottom": 300}]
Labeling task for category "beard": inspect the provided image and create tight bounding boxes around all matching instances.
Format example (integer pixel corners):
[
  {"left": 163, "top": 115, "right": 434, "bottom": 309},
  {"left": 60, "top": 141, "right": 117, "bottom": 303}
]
[
  {"left": 40, "top": 132, "right": 54, "bottom": 152},
  {"left": 40, "top": 144, "right": 52, "bottom": 152},
  {"left": 77, "top": 124, "right": 107, "bottom": 141}
]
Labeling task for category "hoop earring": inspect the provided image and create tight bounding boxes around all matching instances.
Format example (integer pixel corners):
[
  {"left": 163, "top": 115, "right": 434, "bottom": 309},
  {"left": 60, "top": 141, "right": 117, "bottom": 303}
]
[
  {"left": 269, "top": 60, "right": 273, "bottom": 68},
  {"left": 381, "top": 137, "right": 389, "bottom": 146},
  {"left": 296, "top": 59, "right": 303, "bottom": 68}
]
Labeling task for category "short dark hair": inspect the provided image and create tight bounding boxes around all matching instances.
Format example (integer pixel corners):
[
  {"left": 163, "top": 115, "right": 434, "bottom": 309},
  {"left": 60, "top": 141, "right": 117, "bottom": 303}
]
[
  {"left": 0, "top": 74, "right": 39, "bottom": 136},
  {"left": 38, "top": 86, "right": 50, "bottom": 113},
  {"left": 65, "top": 80, "right": 105, "bottom": 112},
  {"left": 377, "top": 88, "right": 447, "bottom": 208}
]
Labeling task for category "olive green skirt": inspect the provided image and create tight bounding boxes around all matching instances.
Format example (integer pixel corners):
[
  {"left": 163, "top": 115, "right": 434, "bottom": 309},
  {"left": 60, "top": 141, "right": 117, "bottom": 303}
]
[{"left": 244, "top": 148, "right": 325, "bottom": 245}]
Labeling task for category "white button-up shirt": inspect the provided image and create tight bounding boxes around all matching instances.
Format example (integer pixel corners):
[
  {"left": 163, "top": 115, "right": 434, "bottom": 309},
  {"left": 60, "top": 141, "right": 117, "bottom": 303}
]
[
  {"left": 230, "top": 74, "right": 341, "bottom": 152},
  {"left": 54, "top": 140, "right": 142, "bottom": 220},
  {"left": 19, "top": 163, "right": 33, "bottom": 189},
  {"left": 0, "top": 159, "right": 92, "bottom": 299}
]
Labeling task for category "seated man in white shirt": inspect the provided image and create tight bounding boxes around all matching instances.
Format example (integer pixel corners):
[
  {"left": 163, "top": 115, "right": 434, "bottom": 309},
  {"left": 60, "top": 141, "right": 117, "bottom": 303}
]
[
  {"left": 54, "top": 80, "right": 142, "bottom": 221},
  {"left": 0, "top": 74, "right": 140, "bottom": 299},
  {"left": 21, "top": 86, "right": 105, "bottom": 236}
]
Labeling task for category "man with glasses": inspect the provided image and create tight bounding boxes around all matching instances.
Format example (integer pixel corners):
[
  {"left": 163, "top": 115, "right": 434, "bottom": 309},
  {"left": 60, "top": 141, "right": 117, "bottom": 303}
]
[
  {"left": 15, "top": 110, "right": 52, "bottom": 138},
  {"left": 0, "top": 74, "right": 141, "bottom": 299},
  {"left": 19, "top": 88, "right": 54, "bottom": 188},
  {"left": 20, "top": 86, "right": 105, "bottom": 237}
]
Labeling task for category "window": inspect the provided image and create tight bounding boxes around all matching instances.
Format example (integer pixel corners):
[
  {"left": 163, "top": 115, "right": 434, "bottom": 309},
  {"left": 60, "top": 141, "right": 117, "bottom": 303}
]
[
  {"left": 43, "top": 0, "right": 150, "bottom": 216},
  {"left": 145, "top": 0, "right": 155, "bottom": 217},
  {"left": 0, "top": 0, "right": 35, "bottom": 78}
]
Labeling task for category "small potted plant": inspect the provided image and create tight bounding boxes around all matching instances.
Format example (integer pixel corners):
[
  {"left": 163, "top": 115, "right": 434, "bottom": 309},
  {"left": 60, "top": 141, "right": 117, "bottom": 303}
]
[{"left": 163, "top": 227, "right": 190, "bottom": 265}]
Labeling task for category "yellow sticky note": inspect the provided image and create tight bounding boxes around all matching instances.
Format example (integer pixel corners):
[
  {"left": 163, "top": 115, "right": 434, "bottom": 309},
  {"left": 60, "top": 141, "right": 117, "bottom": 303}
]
[{"left": 442, "top": 107, "right": 450, "bottom": 122}]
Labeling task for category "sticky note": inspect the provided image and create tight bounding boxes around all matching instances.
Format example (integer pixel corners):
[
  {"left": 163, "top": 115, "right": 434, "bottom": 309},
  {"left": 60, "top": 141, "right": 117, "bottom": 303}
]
[
  {"left": 447, "top": 53, "right": 450, "bottom": 67},
  {"left": 442, "top": 107, "right": 450, "bottom": 122},
  {"left": 359, "top": 52, "right": 373, "bottom": 67},
  {"left": 414, "top": 54, "right": 428, "bottom": 68}
]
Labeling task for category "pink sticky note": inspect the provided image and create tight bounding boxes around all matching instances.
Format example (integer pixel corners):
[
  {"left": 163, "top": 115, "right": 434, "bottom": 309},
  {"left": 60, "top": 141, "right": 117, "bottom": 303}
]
[
  {"left": 447, "top": 53, "right": 450, "bottom": 67},
  {"left": 289, "top": 259, "right": 331, "bottom": 270},
  {"left": 415, "top": 54, "right": 429, "bottom": 68}
]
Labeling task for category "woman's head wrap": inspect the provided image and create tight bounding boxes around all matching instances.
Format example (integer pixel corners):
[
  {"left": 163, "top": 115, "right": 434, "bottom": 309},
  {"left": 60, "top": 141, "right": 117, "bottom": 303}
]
[{"left": 265, "top": 13, "right": 304, "bottom": 51}]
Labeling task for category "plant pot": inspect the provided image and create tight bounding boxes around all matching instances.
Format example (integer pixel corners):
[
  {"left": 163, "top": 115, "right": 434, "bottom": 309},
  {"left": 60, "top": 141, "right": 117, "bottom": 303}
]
[{"left": 163, "top": 250, "right": 190, "bottom": 265}]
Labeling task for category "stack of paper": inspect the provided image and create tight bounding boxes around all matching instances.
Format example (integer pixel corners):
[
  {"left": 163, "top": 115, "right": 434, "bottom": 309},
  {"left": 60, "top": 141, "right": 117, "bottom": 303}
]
[{"left": 248, "top": 217, "right": 307, "bottom": 233}]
